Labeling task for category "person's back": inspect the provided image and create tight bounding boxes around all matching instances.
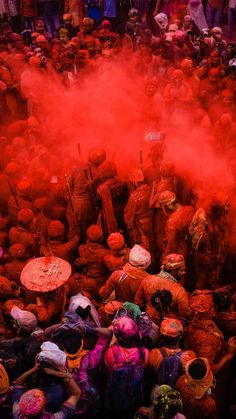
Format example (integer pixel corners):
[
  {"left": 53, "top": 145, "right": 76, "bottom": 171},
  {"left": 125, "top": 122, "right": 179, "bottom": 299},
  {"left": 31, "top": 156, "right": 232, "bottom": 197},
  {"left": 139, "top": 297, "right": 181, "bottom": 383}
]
[
  {"left": 41, "top": 237, "right": 78, "bottom": 262},
  {"left": 100, "top": 267, "right": 147, "bottom": 302},
  {"left": 135, "top": 272, "right": 191, "bottom": 323},
  {"left": 150, "top": 347, "right": 185, "bottom": 388},
  {"left": 78, "top": 241, "right": 109, "bottom": 280},
  {"left": 148, "top": 319, "right": 196, "bottom": 389},
  {"left": 213, "top": 287, "right": 236, "bottom": 339},
  {"left": 4, "top": 259, "right": 27, "bottom": 284},
  {"left": 164, "top": 204, "right": 194, "bottom": 258},
  {"left": 105, "top": 316, "right": 148, "bottom": 419},
  {"left": 4, "top": 243, "right": 27, "bottom": 284},
  {"left": 135, "top": 383, "right": 186, "bottom": 419},
  {"left": 124, "top": 171, "right": 153, "bottom": 249},
  {"left": 100, "top": 244, "right": 151, "bottom": 303},
  {"left": 69, "top": 325, "right": 113, "bottom": 419},
  {"left": 176, "top": 358, "right": 218, "bottom": 419}
]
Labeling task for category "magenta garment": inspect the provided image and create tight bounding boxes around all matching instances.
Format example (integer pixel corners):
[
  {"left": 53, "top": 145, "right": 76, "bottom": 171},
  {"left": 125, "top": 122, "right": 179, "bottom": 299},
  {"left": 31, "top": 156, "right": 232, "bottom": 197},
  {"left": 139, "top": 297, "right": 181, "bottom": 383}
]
[{"left": 105, "top": 344, "right": 149, "bottom": 376}]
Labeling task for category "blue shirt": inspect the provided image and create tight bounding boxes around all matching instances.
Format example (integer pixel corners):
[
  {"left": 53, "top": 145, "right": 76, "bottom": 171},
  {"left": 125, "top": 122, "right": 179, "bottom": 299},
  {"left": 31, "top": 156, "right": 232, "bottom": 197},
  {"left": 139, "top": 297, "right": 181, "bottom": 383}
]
[{"left": 103, "top": 0, "right": 116, "bottom": 17}]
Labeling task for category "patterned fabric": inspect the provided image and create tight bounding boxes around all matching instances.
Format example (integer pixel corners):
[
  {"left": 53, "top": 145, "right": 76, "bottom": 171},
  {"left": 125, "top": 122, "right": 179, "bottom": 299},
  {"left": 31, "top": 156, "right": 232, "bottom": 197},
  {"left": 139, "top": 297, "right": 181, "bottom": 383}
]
[
  {"left": 160, "top": 318, "right": 183, "bottom": 337},
  {"left": 12, "top": 386, "right": 76, "bottom": 419},
  {"left": 189, "top": 208, "right": 207, "bottom": 252},
  {"left": 113, "top": 316, "right": 140, "bottom": 343},
  {"left": 19, "top": 389, "right": 45, "bottom": 416},
  {"left": 162, "top": 253, "right": 186, "bottom": 271},
  {"left": 152, "top": 385, "right": 183, "bottom": 419},
  {"left": 158, "top": 270, "right": 178, "bottom": 282},
  {"left": 5, "top": 0, "right": 19, "bottom": 16},
  {"left": 185, "top": 358, "right": 214, "bottom": 399}
]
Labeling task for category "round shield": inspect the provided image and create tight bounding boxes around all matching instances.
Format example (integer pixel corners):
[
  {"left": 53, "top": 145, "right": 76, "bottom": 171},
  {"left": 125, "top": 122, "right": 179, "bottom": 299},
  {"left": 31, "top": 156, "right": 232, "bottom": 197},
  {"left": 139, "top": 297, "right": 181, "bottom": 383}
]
[{"left": 20, "top": 256, "right": 71, "bottom": 292}]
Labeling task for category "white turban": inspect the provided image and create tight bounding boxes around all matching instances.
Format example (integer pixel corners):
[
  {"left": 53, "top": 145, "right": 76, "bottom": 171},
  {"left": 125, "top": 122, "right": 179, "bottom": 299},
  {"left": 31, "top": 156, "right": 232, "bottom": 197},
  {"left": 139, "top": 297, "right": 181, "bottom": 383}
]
[
  {"left": 129, "top": 245, "right": 151, "bottom": 269},
  {"left": 37, "top": 341, "right": 66, "bottom": 367},
  {"left": 154, "top": 13, "right": 168, "bottom": 27},
  {"left": 69, "top": 293, "right": 101, "bottom": 326},
  {"left": 11, "top": 306, "right": 37, "bottom": 333}
]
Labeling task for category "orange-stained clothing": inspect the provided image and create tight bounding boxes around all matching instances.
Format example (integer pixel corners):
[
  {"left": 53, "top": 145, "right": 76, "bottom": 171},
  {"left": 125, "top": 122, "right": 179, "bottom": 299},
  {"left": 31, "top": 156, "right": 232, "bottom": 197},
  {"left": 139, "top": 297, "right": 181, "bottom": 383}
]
[
  {"left": 186, "top": 317, "right": 226, "bottom": 366},
  {"left": 26, "top": 286, "right": 66, "bottom": 326},
  {"left": 135, "top": 271, "right": 191, "bottom": 323},
  {"left": 164, "top": 205, "right": 194, "bottom": 258},
  {"left": 9, "top": 227, "right": 37, "bottom": 258},
  {"left": 4, "top": 260, "right": 27, "bottom": 284},
  {"left": 100, "top": 268, "right": 149, "bottom": 303},
  {"left": 40, "top": 236, "right": 78, "bottom": 262},
  {"left": 124, "top": 184, "right": 153, "bottom": 247},
  {"left": 69, "top": 242, "right": 110, "bottom": 296},
  {"left": 176, "top": 375, "right": 219, "bottom": 419},
  {"left": 148, "top": 346, "right": 196, "bottom": 375},
  {"left": 78, "top": 242, "right": 109, "bottom": 281},
  {"left": 104, "top": 248, "right": 130, "bottom": 271},
  {"left": 183, "top": 73, "right": 200, "bottom": 100},
  {"left": 163, "top": 82, "right": 193, "bottom": 105},
  {"left": 32, "top": 213, "right": 51, "bottom": 237},
  {"left": 8, "top": 195, "right": 33, "bottom": 227}
]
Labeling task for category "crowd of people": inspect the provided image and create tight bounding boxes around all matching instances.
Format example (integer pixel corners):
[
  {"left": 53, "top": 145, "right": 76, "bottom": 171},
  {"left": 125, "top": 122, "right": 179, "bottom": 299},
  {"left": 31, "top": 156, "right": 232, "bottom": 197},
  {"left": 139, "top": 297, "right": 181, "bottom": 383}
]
[{"left": 0, "top": 1, "right": 236, "bottom": 419}]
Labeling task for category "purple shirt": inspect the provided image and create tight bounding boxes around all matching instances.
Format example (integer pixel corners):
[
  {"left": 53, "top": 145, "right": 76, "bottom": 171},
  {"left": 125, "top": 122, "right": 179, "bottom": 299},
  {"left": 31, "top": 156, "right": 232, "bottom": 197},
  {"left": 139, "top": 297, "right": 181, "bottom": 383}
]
[{"left": 70, "top": 332, "right": 112, "bottom": 418}]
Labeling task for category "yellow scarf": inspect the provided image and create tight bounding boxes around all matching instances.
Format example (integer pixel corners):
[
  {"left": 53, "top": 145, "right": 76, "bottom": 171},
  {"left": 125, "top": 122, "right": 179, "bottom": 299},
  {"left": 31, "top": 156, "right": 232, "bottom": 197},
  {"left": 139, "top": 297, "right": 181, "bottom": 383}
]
[
  {"left": 185, "top": 358, "right": 213, "bottom": 399},
  {"left": 123, "top": 263, "right": 150, "bottom": 281},
  {"left": 66, "top": 347, "right": 88, "bottom": 371}
]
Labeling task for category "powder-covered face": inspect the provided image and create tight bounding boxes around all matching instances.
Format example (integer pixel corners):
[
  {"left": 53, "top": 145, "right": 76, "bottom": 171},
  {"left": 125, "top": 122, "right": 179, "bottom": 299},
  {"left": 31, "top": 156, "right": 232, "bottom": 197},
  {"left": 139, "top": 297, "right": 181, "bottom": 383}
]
[
  {"left": 222, "top": 92, "right": 233, "bottom": 105},
  {"left": 155, "top": 15, "right": 168, "bottom": 30},
  {"left": 211, "top": 28, "right": 222, "bottom": 41},
  {"left": 208, "top": 70, "right": 219, "bottom": 82},
  {"left": 182, "top": 61, "right": 194, "bottom": 76},
  {"left": 35, "top": 20, "right": 45, "bottom": 33},
  {"left": 83, "top": 23, "right": 93, "bottom": 33},
  {"left": 210, "top": 55, "right": 220, "bottom": 66},
  {"left": 172, "top": 74, "right": 183, "bottom": 87},
  {"left": 85, "top": 40, "right": 95, "bottom": 51},
  {"left": 176, "top": 266, "right": 186, "bottom": 280},
  {"left": 59, "top": 33, "right": 68, "bottom": 44},
  {"left": 183, "top": 15, "right": 192, "bottom": 30},
  {"left": 130, "top": 14, "right": 138, "bottom": 22},
  {"left": 168, "top": 24, "right": 178, "bottom": 35},
  {"left": 145, "top": 83, "right": 158, "bottom": 97}
]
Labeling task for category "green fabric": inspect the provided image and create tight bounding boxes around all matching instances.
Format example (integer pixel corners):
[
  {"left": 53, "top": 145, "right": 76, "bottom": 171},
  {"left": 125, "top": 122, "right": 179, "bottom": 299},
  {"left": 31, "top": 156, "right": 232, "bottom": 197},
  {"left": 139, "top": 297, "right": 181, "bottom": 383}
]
[{"left": 122, "top": 301, "right": 141, "bottom": 319}]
